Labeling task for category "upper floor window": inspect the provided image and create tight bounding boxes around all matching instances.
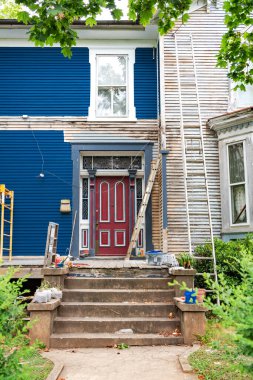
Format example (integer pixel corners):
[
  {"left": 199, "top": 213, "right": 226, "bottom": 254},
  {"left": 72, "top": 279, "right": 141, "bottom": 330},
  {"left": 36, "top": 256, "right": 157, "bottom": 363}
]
[
  {"left": 228, "top": 142, "right": 248, "bottom": 225},
  {"left": 97, "top": 55, "right": 127, "bottom": 117},
  {"left": 88, "top": 48, "right": 136, "bottom": 121}
]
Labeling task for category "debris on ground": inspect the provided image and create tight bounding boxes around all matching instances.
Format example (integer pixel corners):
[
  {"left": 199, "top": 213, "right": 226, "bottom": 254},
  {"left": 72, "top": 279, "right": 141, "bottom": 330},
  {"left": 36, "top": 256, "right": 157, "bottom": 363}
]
[
  {"left": 116, "top": 329, "right": 134, "bottom": 334},
  {"left": 172, "top": 328, "right": 182, "bottom": 336}
]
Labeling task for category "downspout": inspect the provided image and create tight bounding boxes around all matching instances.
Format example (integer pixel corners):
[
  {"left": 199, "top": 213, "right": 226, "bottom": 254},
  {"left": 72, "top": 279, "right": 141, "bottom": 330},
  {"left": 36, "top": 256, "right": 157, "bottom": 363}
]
[{"left": 159, "top": 35, "right": 169, "bottom": 253}]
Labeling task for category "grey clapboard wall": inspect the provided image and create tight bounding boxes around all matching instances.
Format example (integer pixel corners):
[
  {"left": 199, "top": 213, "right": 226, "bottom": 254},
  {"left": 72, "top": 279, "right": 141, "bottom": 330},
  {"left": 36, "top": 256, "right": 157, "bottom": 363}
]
[{"left": 163, "top": 4, "right": 228, "bottom": 254}]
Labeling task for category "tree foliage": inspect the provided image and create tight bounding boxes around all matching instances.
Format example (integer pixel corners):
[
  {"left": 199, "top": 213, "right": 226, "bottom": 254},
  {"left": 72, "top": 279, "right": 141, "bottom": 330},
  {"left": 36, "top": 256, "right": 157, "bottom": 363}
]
[
  {"left": 217, "top": 0, "right": 253, "bottom": 90},
  {"left": 0, "top": 0, "right": 21, "bottom": 19},
  {"left": 14, "top": 0, "right": 190, "bottom": 58},
  {"left": 0, "top": 0, "right": 253, "bottom": 86}
]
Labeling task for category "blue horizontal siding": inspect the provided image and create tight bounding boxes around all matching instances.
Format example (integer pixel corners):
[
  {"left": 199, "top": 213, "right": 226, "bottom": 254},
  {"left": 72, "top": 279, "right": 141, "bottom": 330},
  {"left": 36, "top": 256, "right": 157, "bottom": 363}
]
[
  {"left": 0, "top": 47, "right": 157, "bottom": 119},
  {"left": 0, "top": 131, "right": 72, "bottom": 256},
  {"left": 135, "top": 48, "right": 157, "bottom": 119},
  {"left": 0, "top": 47, "right": 90, "bottom": 116}
]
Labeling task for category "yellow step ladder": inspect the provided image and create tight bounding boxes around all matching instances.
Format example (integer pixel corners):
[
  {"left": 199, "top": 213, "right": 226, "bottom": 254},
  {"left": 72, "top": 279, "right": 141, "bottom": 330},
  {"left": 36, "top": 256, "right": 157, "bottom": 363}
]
[{"left": 0, "top": 184, "right": 14, "bottom": 261}]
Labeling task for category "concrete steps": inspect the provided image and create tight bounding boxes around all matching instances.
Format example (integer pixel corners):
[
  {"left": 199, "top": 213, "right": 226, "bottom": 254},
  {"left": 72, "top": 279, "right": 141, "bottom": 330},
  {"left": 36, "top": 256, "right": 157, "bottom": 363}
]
[
  {"left": 53, "top": 316, "right": 181, "bottom": 334},
  {"left": 65, "top": 277, "right": 170, "bottom": 289},
  {"left": 50, "top": 333, "right": 184, "bottom": 348},
  {"left": 62, "top": 289, "right": 174, "bottom": 303},
  {"left": 59, "top": 302, "right": 176, "bottom": 318},
  {"left": 50, "top": 276, "right": 182, "bottom": 348}
]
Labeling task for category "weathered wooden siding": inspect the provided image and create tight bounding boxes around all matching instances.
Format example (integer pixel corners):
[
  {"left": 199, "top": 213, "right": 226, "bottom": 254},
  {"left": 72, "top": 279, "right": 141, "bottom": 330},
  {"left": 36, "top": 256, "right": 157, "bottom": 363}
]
[{"left": 163, "top": 4, "right": 228, "bottom": 254}]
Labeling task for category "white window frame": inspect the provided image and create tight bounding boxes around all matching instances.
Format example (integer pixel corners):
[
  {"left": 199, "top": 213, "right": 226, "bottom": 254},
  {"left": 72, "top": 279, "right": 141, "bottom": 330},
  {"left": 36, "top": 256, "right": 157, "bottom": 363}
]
[
  {"left": 227, "top": 140, "right": 249, "bottom": 227},
  {"left": 88, "top": 48, "right": 136, "bottom": 121}
]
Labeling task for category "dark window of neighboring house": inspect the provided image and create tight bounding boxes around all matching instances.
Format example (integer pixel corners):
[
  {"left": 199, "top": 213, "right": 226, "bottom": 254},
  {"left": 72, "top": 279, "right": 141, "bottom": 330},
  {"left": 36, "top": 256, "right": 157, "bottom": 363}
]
[{"left": 228, "top": 142, "right": 247, "bottom": 224}]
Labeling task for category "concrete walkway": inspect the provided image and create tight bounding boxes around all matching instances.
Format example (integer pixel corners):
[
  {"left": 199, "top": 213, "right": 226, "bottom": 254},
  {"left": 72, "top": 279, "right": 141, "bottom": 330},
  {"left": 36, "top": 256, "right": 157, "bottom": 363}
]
[{"left": 44, "top": 346, "right": 197, "bottom": 380}]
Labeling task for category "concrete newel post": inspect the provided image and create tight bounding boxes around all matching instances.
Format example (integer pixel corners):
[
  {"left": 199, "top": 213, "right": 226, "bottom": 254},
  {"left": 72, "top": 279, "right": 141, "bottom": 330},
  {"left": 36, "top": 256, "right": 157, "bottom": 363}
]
[
  {"left": 169, "top": 268, "right": 207, "bottom": 345},
  {"left": 169, "top": 268, "right": 196, "bottom": 297},
  {"left": 175, "top": 300, "right": 208, "bottom": 345},
  {"left": 41, "top": 267, "right": 69, "bottom": 289},
  {"left": 28, "top": 299, "right": 61, "bottom": 348}
]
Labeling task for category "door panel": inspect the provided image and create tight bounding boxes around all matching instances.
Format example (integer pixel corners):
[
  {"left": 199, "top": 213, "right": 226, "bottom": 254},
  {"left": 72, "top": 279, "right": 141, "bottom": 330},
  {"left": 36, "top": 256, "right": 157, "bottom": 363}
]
[
  {"left": 95, "top": 176, "right": 130, "bottom": 256},
  {"left": 99, "top": 181, "right": 110, "bottom": 222}
]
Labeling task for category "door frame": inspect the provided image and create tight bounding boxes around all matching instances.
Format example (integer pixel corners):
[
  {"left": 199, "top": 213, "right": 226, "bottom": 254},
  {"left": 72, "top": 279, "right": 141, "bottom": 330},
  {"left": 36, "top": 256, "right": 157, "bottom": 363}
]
[{"left": 71, "top": 142, "right": 154, "bottom": 257}]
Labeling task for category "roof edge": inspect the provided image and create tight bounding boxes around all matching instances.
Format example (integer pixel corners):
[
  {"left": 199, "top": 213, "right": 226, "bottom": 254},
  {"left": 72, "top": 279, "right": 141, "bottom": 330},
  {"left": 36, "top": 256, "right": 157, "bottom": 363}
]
[
  {"left": 0, "top": 19, "right": 144, "bottom": 29},
  {"left": 207, "top": 107, "right": 253, "bottom": 131}
]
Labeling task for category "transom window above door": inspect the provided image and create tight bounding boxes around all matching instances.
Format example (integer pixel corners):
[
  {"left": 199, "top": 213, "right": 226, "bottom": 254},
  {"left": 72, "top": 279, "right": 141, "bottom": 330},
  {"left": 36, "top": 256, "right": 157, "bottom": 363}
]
[
  {"left": 88, "top": 48, "right": 136, "bottom": 121},
  {"left": 83, "top": 155, "right": 142, "bottom": 170}
]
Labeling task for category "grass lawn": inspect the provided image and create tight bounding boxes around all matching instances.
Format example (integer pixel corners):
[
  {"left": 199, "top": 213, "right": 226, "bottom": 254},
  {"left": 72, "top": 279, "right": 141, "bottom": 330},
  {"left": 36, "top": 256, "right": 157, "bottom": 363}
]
[
  {"left": 189, "top": 322, "right": 253, "bottom": 380},
  {"left": 17, "top": 347, "right": 53, "bottom": 380}
]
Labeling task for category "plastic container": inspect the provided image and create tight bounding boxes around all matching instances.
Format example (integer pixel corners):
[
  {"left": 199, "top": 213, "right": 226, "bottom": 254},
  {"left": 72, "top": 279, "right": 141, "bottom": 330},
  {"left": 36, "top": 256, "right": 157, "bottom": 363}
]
[
  {"left": 184, "top": 290, "right": 197, "bottom": 304},
  {"left": 50, "top": 288, "right": 62, "bottom": 299},
  {"left": 146, "top": 250, "right": 163, "bottom": 266}
]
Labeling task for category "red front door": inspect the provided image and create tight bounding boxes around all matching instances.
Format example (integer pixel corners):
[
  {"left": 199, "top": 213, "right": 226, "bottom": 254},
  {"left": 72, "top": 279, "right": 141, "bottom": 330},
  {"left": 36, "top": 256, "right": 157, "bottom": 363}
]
[{"left": 95, "top": 177, "right": 130, "bottom": 256}]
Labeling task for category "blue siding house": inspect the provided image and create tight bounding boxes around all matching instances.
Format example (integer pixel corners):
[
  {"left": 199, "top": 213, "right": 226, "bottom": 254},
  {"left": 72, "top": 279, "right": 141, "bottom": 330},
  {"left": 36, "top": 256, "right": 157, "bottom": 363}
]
[{"left": 0, "top": 21, "right": 160, "bottom": 258}]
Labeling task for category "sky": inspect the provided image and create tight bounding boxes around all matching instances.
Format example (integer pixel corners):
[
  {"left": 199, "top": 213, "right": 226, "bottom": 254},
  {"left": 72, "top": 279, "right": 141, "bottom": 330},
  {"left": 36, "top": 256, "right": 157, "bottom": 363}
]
[{"left": 97, "top": 0, "right": 129, "bottom": 20}]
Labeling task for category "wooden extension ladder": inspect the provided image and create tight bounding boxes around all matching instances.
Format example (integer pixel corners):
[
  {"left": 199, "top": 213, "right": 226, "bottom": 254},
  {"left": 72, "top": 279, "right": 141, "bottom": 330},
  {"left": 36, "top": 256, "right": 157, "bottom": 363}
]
[
  {"left": 174, "top": 33, "right": 219, "bottom": 296},
  {"left": 0, "top": 184, "right": 14, "bottom": 261},
  {"left": 125, "top": 156, "right": 161, "bottom": 260}
]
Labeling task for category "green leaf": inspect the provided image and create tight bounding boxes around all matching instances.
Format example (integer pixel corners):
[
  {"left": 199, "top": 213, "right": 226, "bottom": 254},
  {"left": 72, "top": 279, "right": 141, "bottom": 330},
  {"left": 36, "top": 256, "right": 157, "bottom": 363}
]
[
  {"left": 61, "top": 46, "right": 72, "bottom": 58},
  {"left": 85, "top": 17, "right": 97, "bottom": 27},
  {"left": 17, "top": 11, "right": 30, "bottom": 24},
  {"left": 111, "top": 8, "right": 123, "bottom": 20},
  {"left": 182, "top": 13, "right": 189, "bottom": 24}
]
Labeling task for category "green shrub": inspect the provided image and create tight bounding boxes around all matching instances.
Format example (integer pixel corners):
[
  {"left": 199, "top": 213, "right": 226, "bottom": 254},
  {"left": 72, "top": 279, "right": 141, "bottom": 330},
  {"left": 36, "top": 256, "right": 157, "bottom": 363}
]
[
  {"left": 0, "top": 268, "right": 53, "bottom": 380},
  {"left": 0, "top": 268, "right": 30, "bottom": 379},
  {"left": 194, "top": 234, "right": 253, "bottom": 288},
  {"left": 204, "top": 252, "right": 253, "bottom": 373}
]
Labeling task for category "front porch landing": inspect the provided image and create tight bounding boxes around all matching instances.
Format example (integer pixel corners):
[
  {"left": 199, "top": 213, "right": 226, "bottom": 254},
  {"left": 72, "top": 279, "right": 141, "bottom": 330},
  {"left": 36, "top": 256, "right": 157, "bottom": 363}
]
[{"left": 0, "top": 257, "right": 169, "bottom": 278}]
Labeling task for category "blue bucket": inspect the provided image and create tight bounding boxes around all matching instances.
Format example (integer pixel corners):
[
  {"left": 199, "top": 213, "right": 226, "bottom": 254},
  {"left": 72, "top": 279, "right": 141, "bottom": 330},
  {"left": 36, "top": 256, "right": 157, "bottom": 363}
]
[{"left": 184, "top": 290, "right": 197, "bottom": 304}]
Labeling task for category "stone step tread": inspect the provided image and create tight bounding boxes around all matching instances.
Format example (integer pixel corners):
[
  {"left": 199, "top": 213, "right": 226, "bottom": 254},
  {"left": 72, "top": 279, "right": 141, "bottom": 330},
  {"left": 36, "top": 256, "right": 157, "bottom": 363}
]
[
  {"left": 50, "top": 332, "right": 183, "bottom": 339},
  {"left": 55, "top": 316, "right": 180, "bottom": 322},
  {"left": 50, "top": 333, "right": 184, "bottom": 347},
  {"left": 63, "top": 289, "right": 174, "bottom": 293},
  {"left": 66, "top": 277, "right": 171, "bottom": 280},
  {"left": 60, "top": 302, "right": 175, "bottom": 306}
]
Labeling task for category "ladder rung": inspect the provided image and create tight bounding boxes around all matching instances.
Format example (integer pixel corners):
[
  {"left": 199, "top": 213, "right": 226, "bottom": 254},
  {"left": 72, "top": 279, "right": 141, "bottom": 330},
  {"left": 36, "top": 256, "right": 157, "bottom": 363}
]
[
  {"left": 3, "top": 219, "right": 12, "bottom": 223},
  {"left": 187, "top": 175, "right": 206, "bottom": 179},
  {"left": 2, "top": 248, "right": 11, "bottom": 251},
  {"left": 3, "top": 205, "right": 12, "bottom": 210},
  {"left": 186, "top": 176, "right": 206, "bottom": 179},
  {"left": 3, "top": 234, "right": 11, "bottom": 237},
  {"left": 186, "top": 159, "right": 204, "bottom": 163},
  {"left": 186, "top": 147, "right": 203, "bottom": 151}
]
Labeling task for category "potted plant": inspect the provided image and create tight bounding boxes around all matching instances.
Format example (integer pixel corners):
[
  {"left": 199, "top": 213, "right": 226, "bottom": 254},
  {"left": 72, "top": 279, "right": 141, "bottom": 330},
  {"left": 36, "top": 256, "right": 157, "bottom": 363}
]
[
  {"left": 168, "top": 280, "right": 197, "bottom": 304},
  {"left": 178, "top": 252, "right": 195, "bottom": 269}
]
